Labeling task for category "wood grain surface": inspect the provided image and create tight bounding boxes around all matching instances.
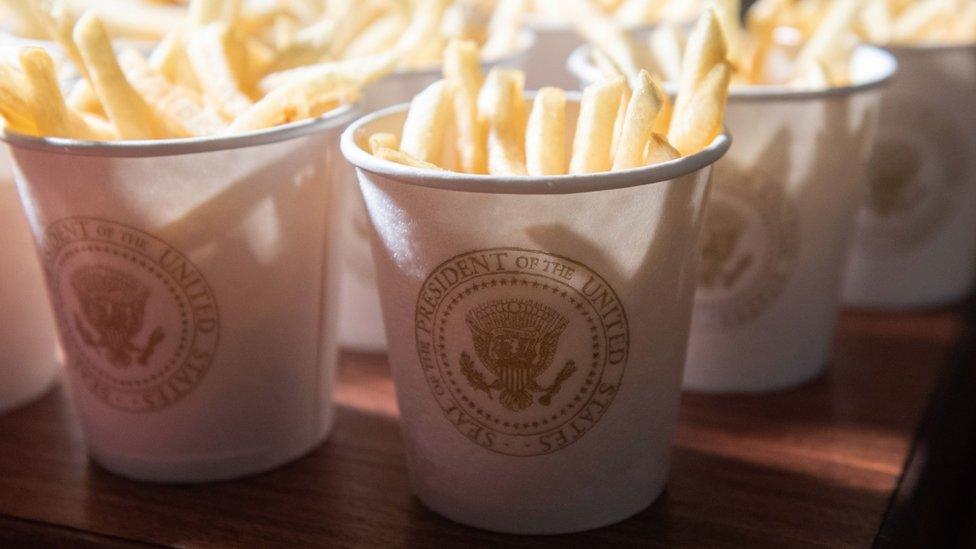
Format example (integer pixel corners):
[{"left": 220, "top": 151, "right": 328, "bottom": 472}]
[{"left": 0, "top": 309, "right": 960, "bottom": 548}]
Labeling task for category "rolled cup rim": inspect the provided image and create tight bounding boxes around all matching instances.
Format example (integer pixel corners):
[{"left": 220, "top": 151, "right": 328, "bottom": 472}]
[
  {"left": 0, "top": 102, "right": 359, "bottom": 158},
  {"left": 875, "top": 40, "right": 976, "bottom": 55},
  {"left": 567, "top": 44, "right": 899, "bottom": 103},
  {"left": 340, "top": 93, "right": 732, "bottom": 196}
]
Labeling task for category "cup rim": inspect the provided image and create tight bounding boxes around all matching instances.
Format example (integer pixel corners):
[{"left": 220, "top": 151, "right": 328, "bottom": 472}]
[
  {"left": 877, "top": 40, "right": 976, "bottom": 54},
  {"left": 0, "top": 102, "right": 359, "bottom": 158},
  {"left": 387, "top": 30, "right": 537, "bottom": 78},
  {"left": 567, "top": 43, "right": 899, "bottom": 103},
  {"left": 340, "top": 93, "right": 732, "bottom": 196}
]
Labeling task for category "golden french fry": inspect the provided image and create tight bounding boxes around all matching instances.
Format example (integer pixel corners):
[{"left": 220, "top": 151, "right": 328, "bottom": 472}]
[
  {"left": 671, "top": 9, "right": 728, "bottom": 131},
  {"left": 400, "top": 79, "right": 454, "bottom": 165},
  {"left": 188, "top": 0, "right": 228, "bottom": 26},
  {"left": 615, "top": 0, "right": 669, "bottom": 26},
  {"left": 567, "top": 0, "right": 652, "bottom": 82},
  {"left": 891, "top": 0, "right": 954, "bottom": 42},
  {"left": 478, "top": 69, "right": 527, "bottom": 175},
  {"left": 569, "top": 78, "right": 625, "bottom": 174},
  {"left": 186, "top": 22, "right": 254, "bottom": 119},
  {"left": 858, "top": 0, "right": 894, "bottom": 44},
  {"left": 668, "top": 60, "right": 730, "bottom": 155},
  {"left": 74, "top": 13, "right": 181, "bottom": 139},
  {"left": 229, "top": 69, "right": 359, "bottom": 132},
  {"left": 118, "top": 49, "right": 227, "bottom": 136},
  {"left": 647, "top": 23, "right": 685, "bottom": 83},
  {"left": 0, "top": 0, "right": 46, "bottom": 38},
  {"left": 592, "top": 47, "right": 625, "bottom": 80},
  {"left": 18, "top": 47, "right": 115, "bottom": 140},
  {"left": 644, "top": 133, "right": 681, "bottom": 164},
  {"left": 369, "top": 132, "right": 399, "bottom": 154},
  {"left": 150, "top": 27, "right": 202, "bottom": 91},
  {"left": 0, "top": 64, "right": 37, "bottom": 134},
  {"left": 374, "top": 147, "right": 445, "bottom": 170},
  {"left": 342, "top": 14, "right": 405, "bottom": 59},
  {"left": 710, "top": 0, "right": 743, "bottom": 65},
  {"left": 613, "top": 70, "right": 664, "bottom": 170},
  {"left": 610, "top": 86, "right": 630, "bottom": 160},
  {"left": 525, "top": 87, "right": 567, "bottom": 176},
  {"left": 393, "top": 0, "right": 450, "bottom": 66},
  {"left": 790, "top": 57, "right": 832, "bottom": 89},
  {"left": 481, "top": 0, "right": 525, "bottom": 59},
  {"left": 795, "top": 0, "right": 863, "bottom": 75},
  {"left": 63, "top": 0, "right": 186, "bottom": 40},
  {"left": 328, "top": 0, "right": 387, "bottom": 58},
  {"left": 443, "top": 40, "right": 486, "bottom": 174}
]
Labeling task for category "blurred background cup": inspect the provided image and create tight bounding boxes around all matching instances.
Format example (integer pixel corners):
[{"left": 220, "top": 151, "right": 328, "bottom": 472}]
[
  {"left": 4, "top": 104, "right": 358, "bottom": 483},
  {"left": 570, "top": 44, "right": 897, "bottom": 393},
  {"left": 0, "top": 173, "right": 60, "bottom": 415},
  {"left": 341, "top": 98, "right": 730, "bottom": 534},
  {"left": 843, "top": 43, "right": 976, "bottom": 309},
  {"left": 338, "top": 30, "right": 535, "bottom": 353}
]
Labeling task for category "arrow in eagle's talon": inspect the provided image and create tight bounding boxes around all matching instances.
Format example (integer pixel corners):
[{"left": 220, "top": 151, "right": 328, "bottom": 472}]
[{"left": 538, "top": 361, "right": 578, "bottom": 406}]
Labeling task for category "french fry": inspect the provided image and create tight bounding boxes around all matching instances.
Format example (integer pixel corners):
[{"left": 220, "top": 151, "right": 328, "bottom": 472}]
[
  {"left": 615, "top": 0, "right": 669, "bottom": 26},
  {"left": 64, "top": 0, "right": 187, "bottom": 40},
  {"left": 644, "top": 133, "right": 681, "bottom": 164},
  {"left": 647, "top": 23, "right": 685, "bottom": 83},
  {"left": 118, "top": 49, "right": 227, "bottom": 136},
  {"left": 443, "top": 40, "right": 487, "bottom": 174},
  {"left": 610, "top": 85, "right": 630, "bottom": 161},
  {"left": 592, "top": 47, "right": 625, "bottom": 80},
  {"left": 188, "top": 0, "right": 228, "bottom": 26},
  {"left": 186, "top": 22, "right": 254, "bottom": 119},
  {"left": 613, "top": 70, "right": 664, "bottom": 170},
  {"left": 343, "top": 14, "right": 405, "bottom": 59},
  {"left": 374, "top": 147, "right": 445, "bottom": 170},
  {"left": 525, "top": 87, "right": 567, "bottom": 176},
  {"left": 74, "top": 13, "right": 181, "bottom": 139},
  {"left": 569, "top": 78, "right": 625, "bottom": 174},
  {"left": 795, "top": 0, "right": 863, "bottom": 77},
  {"left": 891, "top": 0, "right": 954, "bottom": 42},
  {"left": 328, "top": 0, "right": 387, "bottom": 58},
  {"left": 567, "top": 0, "right": 652, "bottom": 83},
  {"left": 668, "top": 60, "right": 730, "bottom": 155},
  {"left": 0, "top": 64, "right": 37, "bottom": 135},
  {"left": 710, "top": 0, "right": 743, "bottom": 66},
  {"left": 481, "top": 0, "right": 524, "bottom": 59},
  {"left": 369, "top": 132, "right": 399, "bottom": 154},
  {"left": 671, "top": 8, "right": 727, "bottom": 138},
  {"left": 150, "top": 27, "right": 202, "bottom": 91},
  {"left": 0, "top": 0, "right": 46, "bottom": 38},
  {"left": 393, "top": 0, "right": 451, "bottom": 67},
  {"left": 229, "top": 66, "right": 361, "bottom": 132},
  {"left": 18, "top": 47, "right": 115, "bottom": 140},
  {"left": 478, "top": 69, "right": 527, "bottom": 175},
  {"left": 399, "top": 79, "right": 455, "bottom": 165}
]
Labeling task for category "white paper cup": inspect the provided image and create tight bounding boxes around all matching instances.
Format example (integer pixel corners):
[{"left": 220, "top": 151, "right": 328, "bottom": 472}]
[
  {"left": 843, "top": 43, "right": 976, "bottom": 309},
  {"left": 4, "top": 105, "right": 358, "bottom": 483},
  {"left": 341, "top": 98, "right": 730, "bottom": 534},
  {"left": 338, "top": 31, "right": 536, "bottom": 352},
  {"left": 0, "top": 176, "right": 60, "bottom": 415},
  {"left": 571, "top": 45, "right": 897, "bottom": 393}
]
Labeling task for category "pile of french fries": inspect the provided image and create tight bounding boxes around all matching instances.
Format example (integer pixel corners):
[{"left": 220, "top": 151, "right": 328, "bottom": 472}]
[
  {"left": 576, "top": 0, "right": 867, "bottom": 89},
  {"left": 0, "top": 0, "right": 186, "bottom": 41},
  {"left": 527, "top": 0, "right": 704, "bottom": 27},
  {"left": 0, "top": 0, "right": 528, "bottom": 141},
  {"left": 368, "top": 11, "right": 730, "bottom": 176}
]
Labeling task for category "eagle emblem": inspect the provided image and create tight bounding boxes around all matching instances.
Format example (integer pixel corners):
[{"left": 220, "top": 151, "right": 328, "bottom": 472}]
[
  {"left": 71, "top": 265, "right": 165, "bottom": 368},
  {"left": 699, "top": 201, "right": 753, "bottom": 290},
  {"left": 460, "top": 299, "right": 576, "bottom": 412}
]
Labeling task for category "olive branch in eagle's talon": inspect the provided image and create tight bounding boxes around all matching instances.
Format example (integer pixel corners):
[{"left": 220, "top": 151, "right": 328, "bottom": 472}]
[
  {"left": 538, "top": 361, "right": 577, "bottom": 406},
  {"left": 460, "top": 352, "right": 496, "bottom": 400}
]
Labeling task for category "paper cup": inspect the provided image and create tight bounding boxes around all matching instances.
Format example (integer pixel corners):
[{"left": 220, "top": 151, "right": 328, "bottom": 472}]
[
  {"left": 570, "top": 45, "right": 897, "bottom": 393},
  {"left": 843, "top": 43, "right": 976, "bottom": 309},
  {"left": 0, "top": 176, "right": 60, "bottom": 415},
  {"left": 4, "top": 105, "right": 358, "bottom": 483},
  {"left": 338, "top": 31, "right": 536, "bottom": 352},
  {"left": 341, "top": 98, "right": 730, "bottom": 533}
]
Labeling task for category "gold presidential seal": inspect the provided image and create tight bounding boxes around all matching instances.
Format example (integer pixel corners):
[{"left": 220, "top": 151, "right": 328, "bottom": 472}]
[
  {"left": 856, "top": 102, "right": 971, "bottom": 251},
  {"left": 43, "top": 217, "right": 219, "bottom": 413},
  {"left": 695, "top": 163, "right": 799, "bottom": 328},
  {"left": 415, "top": 248, "right": 628, "bottom": 457}
]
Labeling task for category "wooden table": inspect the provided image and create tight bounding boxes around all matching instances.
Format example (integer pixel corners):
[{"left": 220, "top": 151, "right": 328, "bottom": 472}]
[{"left": 0, "top": 307, "right": 967, "bottom": 548}]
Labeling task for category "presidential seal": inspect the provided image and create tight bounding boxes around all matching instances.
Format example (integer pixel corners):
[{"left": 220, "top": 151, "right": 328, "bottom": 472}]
[
  {"left": 855, "top": 102, "right": 971, "bottom": 251},
  {"left": 43, "top": 217, "right": 219, "bottom": 413},
  {"left": 415, "top": 248, "right": 628, "bottom": 457},
  {"left": 695, "top": 163, "right": 799, "bottom": 329}
]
